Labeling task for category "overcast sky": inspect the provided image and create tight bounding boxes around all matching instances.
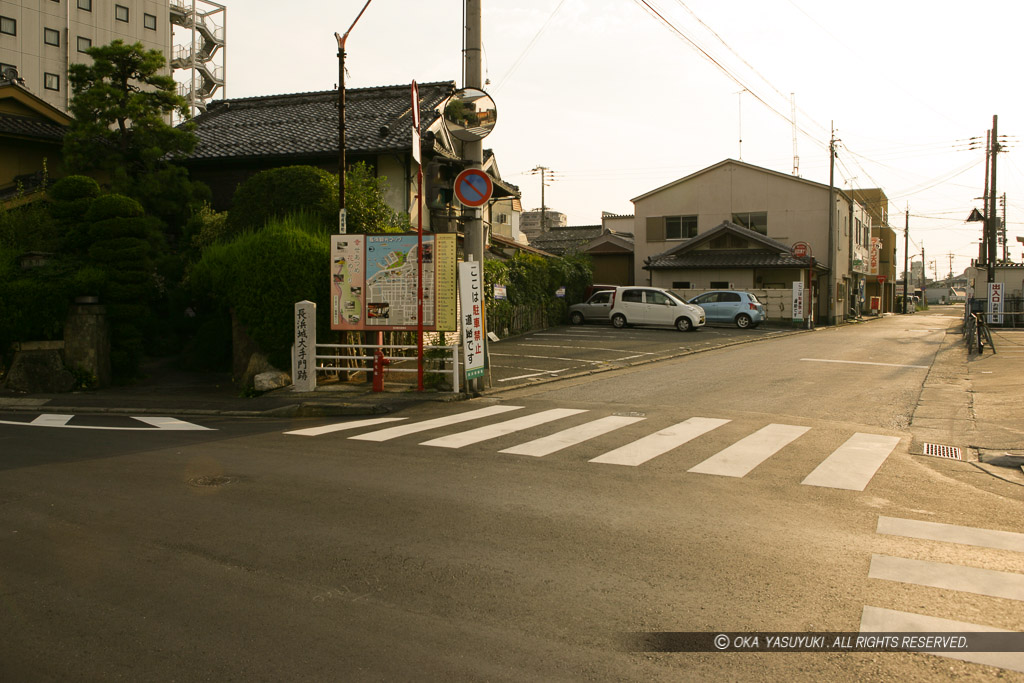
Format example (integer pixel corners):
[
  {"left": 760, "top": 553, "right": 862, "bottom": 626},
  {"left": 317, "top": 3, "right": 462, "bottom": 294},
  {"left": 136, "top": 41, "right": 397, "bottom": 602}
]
[{"left": 203, "top": 0, "right": 1024, "bottom": 278}]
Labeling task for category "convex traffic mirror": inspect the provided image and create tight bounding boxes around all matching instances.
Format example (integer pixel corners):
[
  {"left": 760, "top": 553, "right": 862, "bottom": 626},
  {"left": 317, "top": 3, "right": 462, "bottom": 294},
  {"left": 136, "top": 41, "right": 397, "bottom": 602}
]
[{"left": 441, "top": 87, "right": 497, "bottom": 142}]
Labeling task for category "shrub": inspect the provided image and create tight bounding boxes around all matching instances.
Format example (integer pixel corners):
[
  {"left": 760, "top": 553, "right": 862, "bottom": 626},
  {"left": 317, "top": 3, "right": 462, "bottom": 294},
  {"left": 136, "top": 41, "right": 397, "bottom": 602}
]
[
  {"left": 227, "top": 165, "right": 338, "bottom": 236},
  {"left": 189, "top": 214, "right": 331, "bottom": 371}
]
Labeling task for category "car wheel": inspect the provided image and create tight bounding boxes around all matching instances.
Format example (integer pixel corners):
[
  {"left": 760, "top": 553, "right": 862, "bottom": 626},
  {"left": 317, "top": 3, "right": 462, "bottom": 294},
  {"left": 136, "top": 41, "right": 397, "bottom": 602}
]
[
  {"left": 736, "top": 313, "right": 752, "bottom": 329},
  {"left": 611, "top": 313, "right": 627, "bottom": 329},
  {"left": 570, "top": 311, "right": 584, "bottom": 325},
  {"left": 675, "top": 316, "right": 693, "bottom": 332}
]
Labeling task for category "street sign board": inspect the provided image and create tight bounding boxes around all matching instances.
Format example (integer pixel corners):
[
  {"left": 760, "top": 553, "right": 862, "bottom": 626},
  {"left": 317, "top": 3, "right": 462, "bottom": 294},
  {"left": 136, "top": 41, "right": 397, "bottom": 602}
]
[
  {"left": 454, "top": 168, "right": 493, "bottom": 207},
  {"left": 792, "top": 241, "right": 811, "bottom": 259},
  {"left": 877, "top": 275, "right": 887, "bottom": 284}
]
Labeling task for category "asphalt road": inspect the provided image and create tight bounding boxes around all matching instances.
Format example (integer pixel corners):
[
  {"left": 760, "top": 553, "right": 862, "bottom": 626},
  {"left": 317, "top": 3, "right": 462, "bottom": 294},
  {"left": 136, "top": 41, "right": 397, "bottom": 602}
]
[{"left": 2, "top": 312, "right": 1022, "bottom": 681}]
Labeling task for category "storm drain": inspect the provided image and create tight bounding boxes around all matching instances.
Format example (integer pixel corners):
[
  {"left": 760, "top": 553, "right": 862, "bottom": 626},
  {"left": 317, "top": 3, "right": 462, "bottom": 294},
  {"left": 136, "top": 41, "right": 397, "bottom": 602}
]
[{"left": 922, "top": 443, "right": 962, "bottom": 460}]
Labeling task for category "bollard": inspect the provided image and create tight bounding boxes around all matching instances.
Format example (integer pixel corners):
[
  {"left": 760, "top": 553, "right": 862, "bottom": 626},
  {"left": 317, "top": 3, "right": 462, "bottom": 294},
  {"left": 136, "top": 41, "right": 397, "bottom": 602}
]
[{"left": 372, "top": 349, "right": 390, "bottom": 392}]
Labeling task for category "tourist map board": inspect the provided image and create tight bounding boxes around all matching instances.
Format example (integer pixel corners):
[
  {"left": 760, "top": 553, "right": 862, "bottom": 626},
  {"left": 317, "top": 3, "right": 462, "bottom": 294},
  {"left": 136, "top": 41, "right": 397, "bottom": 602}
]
[{"left": 330, "top": 234, "right": 457, "bottom": 332}]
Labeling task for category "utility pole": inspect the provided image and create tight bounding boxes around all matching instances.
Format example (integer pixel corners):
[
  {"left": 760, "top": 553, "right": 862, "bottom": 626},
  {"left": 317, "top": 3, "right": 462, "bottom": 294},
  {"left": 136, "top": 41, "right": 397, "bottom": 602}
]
[
  {"left": 334, "top": 0, "right": 374, "bottom": 234},
  {"left": 1001, "top": 193, "right": 1008, "bottom": 262},
  {"left": 464, "top": 0, "right": 484, "bottom": 394},
  {"left": 947, "top": 253, "right": 955, "bottom": 280},
  {"left": 902, "top": 207, "right": 909, "bottom": 314},
  {"left": 530, "top": 166, "right": 551, "bottom": 233},
  {"left": 987, "top": 115, "right": 999, "bottom": 283},
  {"left": 827, "top": 124, "right": 837, "bottom": 324},
  {"left": 980, "top": 130, "right": 990, "bottom": 265}
]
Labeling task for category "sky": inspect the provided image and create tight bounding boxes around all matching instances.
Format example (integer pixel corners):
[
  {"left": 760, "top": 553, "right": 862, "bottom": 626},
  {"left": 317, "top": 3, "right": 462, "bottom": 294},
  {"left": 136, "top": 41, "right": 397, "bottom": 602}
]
[{"left": 207, "top": 0, "right": 1024, "bottom": 279}]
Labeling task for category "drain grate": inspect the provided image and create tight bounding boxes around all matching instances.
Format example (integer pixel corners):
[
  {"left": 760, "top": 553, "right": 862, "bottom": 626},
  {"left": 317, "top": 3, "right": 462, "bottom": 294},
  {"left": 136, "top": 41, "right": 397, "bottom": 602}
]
[{"left": 922, "top": 443, "right": 962, "bottom": 460}]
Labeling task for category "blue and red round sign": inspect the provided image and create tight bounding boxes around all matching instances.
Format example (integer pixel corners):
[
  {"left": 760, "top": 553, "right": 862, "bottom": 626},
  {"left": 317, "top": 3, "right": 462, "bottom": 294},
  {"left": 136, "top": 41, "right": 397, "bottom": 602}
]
[{"left": 454, "top": 169, "right": 493, "bottom": 207}]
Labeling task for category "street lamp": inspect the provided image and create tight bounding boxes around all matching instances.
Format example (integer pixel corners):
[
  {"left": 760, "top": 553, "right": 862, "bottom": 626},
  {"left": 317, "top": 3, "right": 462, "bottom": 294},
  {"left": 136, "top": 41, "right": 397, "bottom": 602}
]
[{"left": 335, "top": 0, "right": 374, "bottom": 234}]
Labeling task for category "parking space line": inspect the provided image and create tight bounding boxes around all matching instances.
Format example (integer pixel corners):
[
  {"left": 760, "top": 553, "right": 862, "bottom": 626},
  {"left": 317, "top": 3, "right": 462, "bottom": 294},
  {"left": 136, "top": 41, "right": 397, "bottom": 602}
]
[{"left": 497, "top": 369, "right": 570, "bottom": 382}]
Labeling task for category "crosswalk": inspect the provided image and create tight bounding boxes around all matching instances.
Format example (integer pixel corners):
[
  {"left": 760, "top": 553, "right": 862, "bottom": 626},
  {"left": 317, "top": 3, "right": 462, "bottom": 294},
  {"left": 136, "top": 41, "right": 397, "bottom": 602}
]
[
  {"left": 861, "top": 516, "right": 1024, "bottom": 674},
  {"left": 285, "top": 405, "right": 903, "bottom": 490}
]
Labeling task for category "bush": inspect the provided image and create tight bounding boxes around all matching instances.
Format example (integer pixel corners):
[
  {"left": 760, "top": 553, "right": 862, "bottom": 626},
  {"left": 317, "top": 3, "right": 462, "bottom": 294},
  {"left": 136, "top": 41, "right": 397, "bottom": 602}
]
[
  {"left": 227, "top": 165, "right": 338, "bottom": 236},
  {"left": 189, "top": 214, "right": 331, "bottom": 371}
]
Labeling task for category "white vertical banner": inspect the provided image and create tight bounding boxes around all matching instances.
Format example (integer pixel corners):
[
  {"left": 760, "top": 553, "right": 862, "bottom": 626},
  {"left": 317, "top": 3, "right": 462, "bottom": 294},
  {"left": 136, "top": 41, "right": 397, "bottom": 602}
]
[
  {"left": 792, "top": 282, "right": 804, "bottom": 321},
  {"left": 458, "top": 261, "right": 485, "bottom": 381},
  {"left": 988, "top": 282, "right": 1004, "bottom": 325},
  {"left": 293, "top": 300, "right": 316, "bottom": 392}
]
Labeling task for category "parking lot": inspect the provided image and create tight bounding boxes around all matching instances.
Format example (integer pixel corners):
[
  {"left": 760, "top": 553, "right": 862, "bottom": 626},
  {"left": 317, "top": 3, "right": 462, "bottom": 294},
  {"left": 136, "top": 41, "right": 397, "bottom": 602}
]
[{"left": 483, "top": 321, "right": 803, "bottom": 390}]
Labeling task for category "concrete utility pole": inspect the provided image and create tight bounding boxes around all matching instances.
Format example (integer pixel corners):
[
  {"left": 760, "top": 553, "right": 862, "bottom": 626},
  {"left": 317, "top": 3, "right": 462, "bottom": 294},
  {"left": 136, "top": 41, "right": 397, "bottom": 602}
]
[
  {"left": 464, "top": 0, "right": 484, "bottom": 266},
  {"left": 463, "top": 0, "right": 484, "bottom": 394},
  {"left": 987, "top": 115, "right": 999, "bottom": 283},
  {"left": 827, "top": 124, "right": 837, "bottom": 324},
  {"left": 530, "top": 166, "right": 550, "bottom": 233},
  {"left": 903, "top": 207, "right": 909, "bottom": 314}
]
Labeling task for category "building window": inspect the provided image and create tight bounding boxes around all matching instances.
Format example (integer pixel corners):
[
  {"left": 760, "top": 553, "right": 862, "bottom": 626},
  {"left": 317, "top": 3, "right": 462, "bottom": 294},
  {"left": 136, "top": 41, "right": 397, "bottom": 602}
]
[
  {"left": 77, "top": 0, "right": 92, "bottom": 11},
  {"left": 144, "top": 13, "right": 157, "bottom": 30},
  {"left": 115, "top": 5, "right": 129, "bottom": 22},
  {"left": 44, "top": 28, "right": 61, "bottom": 46},
  {"left": 672, "top": 281, "right": 692, "bottom": 289},
  {"left": 77, "top": 36, "right": 92, "bottom": 53},
  {"left": 710, "top": 281, "right": 730, "bottom": 289},
  {"left": 732, "top": 212, "right": 767, "bottom": 235},
  {"left": 44, "top": 73, "right": 60, "bottom": 91},
  {"left": 665, "top": 215, "right": 698, "bottom": 240},
  {"left": 0, "top": 16, "right": 16, "bottom": 36}
]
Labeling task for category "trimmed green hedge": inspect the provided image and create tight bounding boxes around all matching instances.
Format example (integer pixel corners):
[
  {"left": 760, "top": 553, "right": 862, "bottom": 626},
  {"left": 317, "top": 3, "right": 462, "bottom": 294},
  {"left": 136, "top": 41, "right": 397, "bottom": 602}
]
[
  {"left": 227, "top": 165, "right": 338, "bottom": 236},
  {"left": 189, "top": 214, "right": 331, "bottom": 371}
]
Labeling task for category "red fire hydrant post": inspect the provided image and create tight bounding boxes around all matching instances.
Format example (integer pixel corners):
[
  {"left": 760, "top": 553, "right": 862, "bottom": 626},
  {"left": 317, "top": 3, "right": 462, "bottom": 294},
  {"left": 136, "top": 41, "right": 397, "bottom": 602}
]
[{"left": 372, "top": 349, "right": 389, "bottom": 392}]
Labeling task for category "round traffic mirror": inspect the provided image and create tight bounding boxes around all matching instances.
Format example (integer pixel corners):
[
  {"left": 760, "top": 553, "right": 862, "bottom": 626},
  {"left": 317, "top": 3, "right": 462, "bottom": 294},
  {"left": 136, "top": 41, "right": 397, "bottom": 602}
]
[{"left": 441, "top": 87, "right": 497, "bottom": 142}]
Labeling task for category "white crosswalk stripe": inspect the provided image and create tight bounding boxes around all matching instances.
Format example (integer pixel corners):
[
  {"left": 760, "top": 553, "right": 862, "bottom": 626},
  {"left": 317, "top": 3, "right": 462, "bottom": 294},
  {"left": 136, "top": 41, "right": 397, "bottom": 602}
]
[
  {"left": 500, "top": 415, "right": 647, "bottom": 457},
  {"left": 688, "top": 423, "right": 810, "bottom": 477},
  {"left": 589, "top": 417, "right": 730, "bottom": 467},
  {"left": 801, "top": 432, "right": 901, "bottom": 490},
  {"left": 347, "top": 405, "right": 523, "bottom": 442},
  {"left": 869, "top": 554, "right": 1024, "bottom": 601},
  {"left": 862, "top": 517, "right": 1024, "bottom": 674},
  {"left": 284, "top": 406, "right": 902, "bottom": 489},
  {"left": 421, "top": 408, "right": 588, "bottom": 449},
  {"left": 859, "top": 607, "right": 1024, "bottom": 674}
]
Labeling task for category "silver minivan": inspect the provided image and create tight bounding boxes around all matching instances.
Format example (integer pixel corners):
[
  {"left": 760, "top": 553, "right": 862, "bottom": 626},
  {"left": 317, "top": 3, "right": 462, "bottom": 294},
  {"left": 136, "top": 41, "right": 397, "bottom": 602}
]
[{"left": 608, "top": 286, "right": 705, "bottom": 332}]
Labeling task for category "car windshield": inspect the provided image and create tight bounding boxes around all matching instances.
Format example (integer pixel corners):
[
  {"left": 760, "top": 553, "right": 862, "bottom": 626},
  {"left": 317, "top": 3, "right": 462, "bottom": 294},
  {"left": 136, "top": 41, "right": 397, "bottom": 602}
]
[{"left": 664, "top": 291, "right": 686, "bottom": 306}]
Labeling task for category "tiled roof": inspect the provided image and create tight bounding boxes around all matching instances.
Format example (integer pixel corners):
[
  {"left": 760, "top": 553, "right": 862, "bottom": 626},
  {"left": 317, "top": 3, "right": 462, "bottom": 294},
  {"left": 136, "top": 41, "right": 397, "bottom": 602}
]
[
  {"left": 183, "top": 81, "right": 456, "bottom": 162},
  {"left": 528, "top": 225, "right": 603, "bottom": 255},
  {"left": 0, "top": 113, "right": 66, "bottom": 142},
  {"left": 646, "top": 249, "right": 810, "bottom": 269}
]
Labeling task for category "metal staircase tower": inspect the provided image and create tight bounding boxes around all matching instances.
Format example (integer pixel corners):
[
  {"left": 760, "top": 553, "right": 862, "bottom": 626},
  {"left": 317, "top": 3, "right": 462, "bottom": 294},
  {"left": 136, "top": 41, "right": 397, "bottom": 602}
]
[{"left": 170, "top": 0, "right": 226, "bottom": 118}]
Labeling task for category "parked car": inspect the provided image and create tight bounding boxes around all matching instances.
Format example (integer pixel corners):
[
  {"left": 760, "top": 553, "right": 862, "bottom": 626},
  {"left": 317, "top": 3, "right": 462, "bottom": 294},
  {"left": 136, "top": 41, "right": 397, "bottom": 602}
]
[
  {"left": 569, "top": 289, "right": 614, "bottom": 324},
  {"left": 687, "top": 290, "right": 765, "bottom": 328},
  {"left": 608, "top": 286, "right": 705, "bottom": 331}
]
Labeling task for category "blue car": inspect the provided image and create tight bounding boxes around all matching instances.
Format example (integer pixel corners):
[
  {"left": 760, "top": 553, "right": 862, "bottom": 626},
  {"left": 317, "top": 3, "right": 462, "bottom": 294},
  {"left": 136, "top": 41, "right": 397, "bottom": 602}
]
[{"left": 687, "top": 290, "right": 766, "bottom": 328}]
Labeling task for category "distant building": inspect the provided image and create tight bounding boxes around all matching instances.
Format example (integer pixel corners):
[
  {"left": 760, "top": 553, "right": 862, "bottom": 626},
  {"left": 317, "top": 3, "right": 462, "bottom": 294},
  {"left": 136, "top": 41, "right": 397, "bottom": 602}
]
[
  {"left": 0, "top": 0, "right": 226, "bottom": 117},
  {"left": 520, "top": 208, "right": 566, "bottom": 241}
]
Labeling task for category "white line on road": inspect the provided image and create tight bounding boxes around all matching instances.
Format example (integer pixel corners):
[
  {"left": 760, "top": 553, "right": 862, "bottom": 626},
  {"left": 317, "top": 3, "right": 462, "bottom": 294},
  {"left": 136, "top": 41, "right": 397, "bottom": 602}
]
[
  {"left": 31, "top": 414, "right": 73, "bottom": 427},
  {"left": 877, "top": 516, "right": 1024, "bottom": 552},
  {"left": 0, "top": 414, "right": 213, "bottom": 431},
  {"left": 489, "top": 352, "right": 607, "bottom": 364},
  {"left": 496, "top": 369, "right": 571, "bottom": 382},
  {"left": 421, "top": 408, "right": 588, "bottom": 448},
  {"left": 589, "top": 417, "right": 730, "bottom": 466},
  {"left": 868, "top": 554, "right": 1024, "bottom": 601},
  {"left": 688, "top": 424, "right": 810, "bottom": 477},
  {"left": 348, "top": 405, "right": 524, "bottom": 442},
  {"left": 801, "top": 433, "right": 901, "bottom": 490},
  {"left": 510, "top": 343, "right": 656, "bottom": 355},
  {"left": 500, "top": 415, "right": 647, "bottom": 457},
  {"left": 801, "top": 358, "right": 928, "bottom": 369},
  {"left": 859, "top": 606, "right": 1024, "bottom": 674},
  {"left": 284, "top": 417, "right": 406, "bottom": 437}
]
